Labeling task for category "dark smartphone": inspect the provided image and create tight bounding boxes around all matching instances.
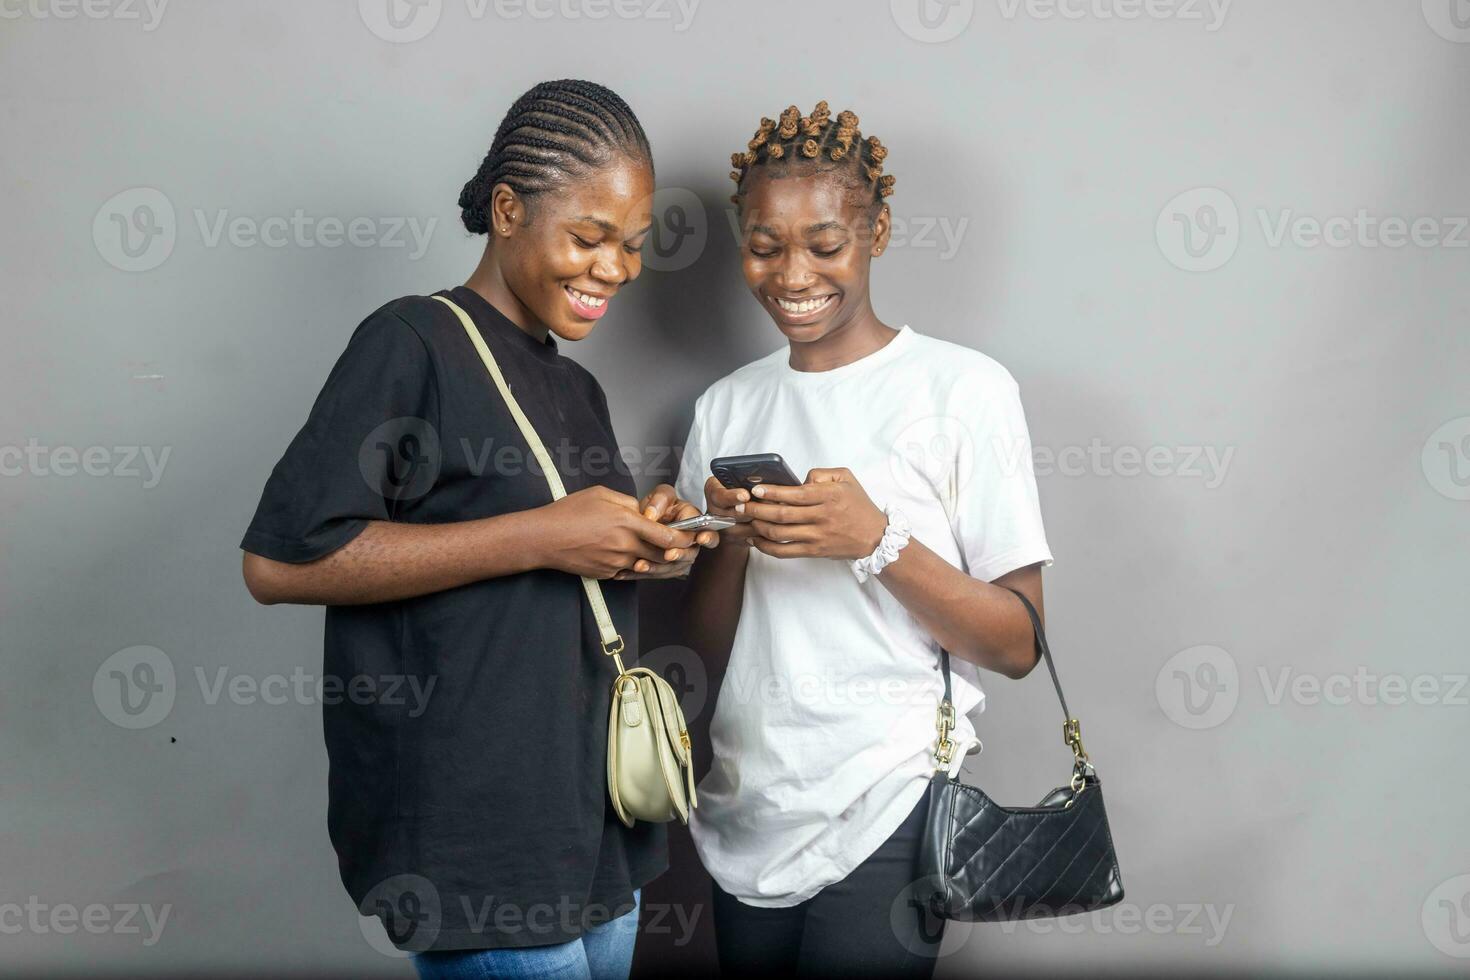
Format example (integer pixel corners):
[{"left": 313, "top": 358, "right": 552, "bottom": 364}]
[{"left": 711, "top": 453, "right": 802, "bottom": 491}]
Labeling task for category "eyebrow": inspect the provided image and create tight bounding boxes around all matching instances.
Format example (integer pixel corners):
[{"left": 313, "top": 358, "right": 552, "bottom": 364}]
[
  {"left": 748, "top": 221, "right": 849, "bottom": 238},
  {"left": 571, "top": 215, "right": 620, "bottom": 235},
  {"left": 572, "top": 216, "right": 654, "bottom": 240}
]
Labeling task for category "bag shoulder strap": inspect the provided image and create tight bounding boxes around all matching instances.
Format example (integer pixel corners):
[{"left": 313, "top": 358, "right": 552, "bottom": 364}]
[
  {"left": 936, "top": 586, "right": 1089, "bottom": 767},
  {"left": 431, "top": 294, "right": 626, "bottom": 667}
]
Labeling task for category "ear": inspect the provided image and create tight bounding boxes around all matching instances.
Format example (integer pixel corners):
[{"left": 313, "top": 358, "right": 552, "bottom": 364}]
[
  {"left": 871, "top": 204, "right": 893, "bottom": 256},
  {"left": 490, "top": 183, "right": 523, "bottom": 239}
]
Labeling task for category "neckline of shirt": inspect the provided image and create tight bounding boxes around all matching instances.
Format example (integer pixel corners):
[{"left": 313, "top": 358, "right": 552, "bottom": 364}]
[
  {"left": 777, "top": 325, "right": 914, "bottom": 383},
  {"left": 445, "top": 286, "right": 562, "bottom": 364}
]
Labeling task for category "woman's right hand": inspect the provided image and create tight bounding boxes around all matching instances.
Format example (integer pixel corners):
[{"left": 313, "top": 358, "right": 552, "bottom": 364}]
[
  {"left": 534, "top": 485, "right": 698, "bottom": 579},
  {"left": 703, "top": 476, "right": 761, "bottom": 548}
]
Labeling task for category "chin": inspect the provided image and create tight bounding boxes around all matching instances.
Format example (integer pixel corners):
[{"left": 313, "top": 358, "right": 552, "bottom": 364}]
[
  {"left": 774, "top": 318, "right": 836, "bottom": 343},
  {"left": 551, "top": 319, "right": 599, "bottom": 343}
]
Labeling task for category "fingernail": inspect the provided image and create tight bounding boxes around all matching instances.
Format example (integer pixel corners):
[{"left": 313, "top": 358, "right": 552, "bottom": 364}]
[
  {"left": 752, "top": 486, "right": 766, "bottom": 497},
  {"left": 644, "top": 507, "right": 656, "bottom": 519},
  {"left": 636, "top": 561, "right": 648, "bottom": 572},
  {"left": 737, "top": 490, "right": 750, "bottom": 501},
  {"left": 735, "top": 503, "right": 745, "bottom": 514}
]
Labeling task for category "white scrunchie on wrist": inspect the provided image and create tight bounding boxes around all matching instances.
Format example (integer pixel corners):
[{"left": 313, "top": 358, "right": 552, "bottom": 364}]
[{"left": 851, "top": 505, "right": 912, "bottom": 582}]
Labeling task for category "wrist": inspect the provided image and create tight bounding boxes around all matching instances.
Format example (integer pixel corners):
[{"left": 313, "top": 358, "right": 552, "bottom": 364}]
[
  {"left": 850, "top": 505, "right": 911, "bottom": 582},
  {"left": 859, "top": 507, "right": 888, "bottom": 557},
  {"left": 712, "top": 533, "right": 755, "bottom": 561},
  {"left": 483, "top": 507, "right": 552, "bottom": 576}
]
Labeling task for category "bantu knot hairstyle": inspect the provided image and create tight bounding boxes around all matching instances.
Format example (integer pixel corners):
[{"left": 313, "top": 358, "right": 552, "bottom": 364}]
[
  {"left": 459, "top": 79, "right": 653, "bottom": 234},
  {"left": 729, "top": 100, "right": 896, "bottom": 211}
]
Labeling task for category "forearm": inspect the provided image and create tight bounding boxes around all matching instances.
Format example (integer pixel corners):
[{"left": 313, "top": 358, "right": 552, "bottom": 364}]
[
  {"left": 683, "top": 541, "right": 750, "bottom": 663},
  {"left": 876, "top": 538, "right": 1043, "bottom": 679},
  {"left": 243, "top": 511, "right": 545, "bottom": 606}
]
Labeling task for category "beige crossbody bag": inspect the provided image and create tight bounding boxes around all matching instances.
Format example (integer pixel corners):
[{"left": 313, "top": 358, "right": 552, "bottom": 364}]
[{"left": 433, "top": 295, "right": 696, "bottom": 828}]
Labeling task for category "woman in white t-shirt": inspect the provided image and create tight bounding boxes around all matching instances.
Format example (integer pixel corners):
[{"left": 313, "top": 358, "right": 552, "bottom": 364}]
[{"left": 675, "top": 102, "right": 1055, "bottom": 977}]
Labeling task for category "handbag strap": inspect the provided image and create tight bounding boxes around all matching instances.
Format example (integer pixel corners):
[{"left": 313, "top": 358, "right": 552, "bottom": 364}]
[
  {"left": 935, "top": 587, "right": 1089, "bottom": 770},
  {"left": 432, "top": 294, "right": 627, "bottom": 671}
]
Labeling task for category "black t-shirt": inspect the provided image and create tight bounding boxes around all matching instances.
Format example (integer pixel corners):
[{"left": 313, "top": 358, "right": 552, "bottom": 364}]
[{"left": 241, "top": 286, "right": 665, "bottom": 952}]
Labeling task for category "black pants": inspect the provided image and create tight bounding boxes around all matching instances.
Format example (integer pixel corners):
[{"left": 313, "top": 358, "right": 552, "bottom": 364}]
[{"left": 711, "top": 793, "right": 946, "bottom": 978}]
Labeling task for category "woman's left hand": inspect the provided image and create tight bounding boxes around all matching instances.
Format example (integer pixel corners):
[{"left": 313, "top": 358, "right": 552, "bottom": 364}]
[
  {"left": 612, "top": 484, "right": 718, "bottom": 579},
  {"left": 739, "top": 467, "right": 889, "bottom": 561}
]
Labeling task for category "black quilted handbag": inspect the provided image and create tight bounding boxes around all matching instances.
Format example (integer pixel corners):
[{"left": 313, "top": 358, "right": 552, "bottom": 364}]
[{"left": 917, "top": 588, "right": 1124, "bottom": 921}]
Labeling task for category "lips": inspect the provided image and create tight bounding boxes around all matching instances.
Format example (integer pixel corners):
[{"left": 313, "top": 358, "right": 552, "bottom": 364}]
[
  {"left": 565, "top": 285, "right": 611, "bottom": 320},
  {"left": 768, "top": 292, "right": 837, "bottom": 323}
]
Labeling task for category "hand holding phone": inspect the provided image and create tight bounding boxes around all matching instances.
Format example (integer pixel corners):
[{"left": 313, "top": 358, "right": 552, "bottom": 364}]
[{"left": 710, "top": 453, "right": 801, "bottom": 492}]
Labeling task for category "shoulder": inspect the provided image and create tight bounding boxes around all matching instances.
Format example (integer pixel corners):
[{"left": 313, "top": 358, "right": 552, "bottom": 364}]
[
  {"left": 339, "top": 295, "right": 446, "bottom": 359},
  {"left": 315, "top": 298, "right": 440, "bottom": 385},
  {"left": 900, "top": 329, "right": 1019, "bottom": 396},
  {"left": 362, "top": 294, "right": 458, "bottom": 349}
]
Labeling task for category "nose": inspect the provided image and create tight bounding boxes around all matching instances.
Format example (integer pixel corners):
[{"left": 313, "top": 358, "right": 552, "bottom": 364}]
[
  {"left": 591, "top": 246, "right": 630, "bottom": 286},
  {"left": 774, "top": 249, "right": 816, "bottom": 292}
]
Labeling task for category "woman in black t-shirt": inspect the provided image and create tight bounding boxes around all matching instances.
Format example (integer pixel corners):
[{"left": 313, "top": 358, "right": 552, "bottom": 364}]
[{"left": 239, "top": 80, "right": 715, "bottom": 979}]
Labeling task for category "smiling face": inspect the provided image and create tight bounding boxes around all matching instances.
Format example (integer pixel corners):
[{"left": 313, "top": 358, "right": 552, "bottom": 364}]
[
  {"left": 738, "top": 170, "right": 891, "bottom": 345},
  {"left": 494, "top": 155, "right": 655, "bottom": 342}
]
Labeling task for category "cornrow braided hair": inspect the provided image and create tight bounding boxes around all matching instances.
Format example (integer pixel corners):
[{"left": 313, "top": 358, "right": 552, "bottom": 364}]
[
  {"left": 729, "top": 100, "right": 896, "bottom": 211},
  {"left": 459, "top": 79, "right": 652, "bottom": 234}
]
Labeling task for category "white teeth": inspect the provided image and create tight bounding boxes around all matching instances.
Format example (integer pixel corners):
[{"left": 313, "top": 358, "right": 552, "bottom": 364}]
[
  {"left": 775, "top": 295, "right": 833, "bottom": 314},
  {"left": 568, "top": 288, "right": 606, "bottom": 308}
]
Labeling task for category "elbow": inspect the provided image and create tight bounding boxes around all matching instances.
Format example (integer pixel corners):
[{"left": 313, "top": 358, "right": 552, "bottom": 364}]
[
  {"left": 241, "top": 552, "right": 285, "bottom": 605},
  {"left": 952, "top": 638, "right": 1039, "bottom": 680},
  {"left": 1002, "top": 649, "right": 1041, "bottom": 681},
  {"left": 995, "top": 641, "right": 1042, "bottom": 681}
]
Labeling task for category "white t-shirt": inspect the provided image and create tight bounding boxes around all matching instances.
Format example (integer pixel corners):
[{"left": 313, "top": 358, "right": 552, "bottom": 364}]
[{"left": 674, "top": 325, "right": 1053, "bottom": 908}]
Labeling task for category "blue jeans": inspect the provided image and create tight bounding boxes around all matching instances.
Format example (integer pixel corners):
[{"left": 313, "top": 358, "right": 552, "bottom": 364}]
[{"left": 413, "top": 890, "right": 640, "bottom": 980}]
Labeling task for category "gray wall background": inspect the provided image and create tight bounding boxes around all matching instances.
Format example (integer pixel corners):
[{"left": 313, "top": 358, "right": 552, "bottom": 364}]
[{"left": 2, "top": 0, "right": 1467, "bottom": 975}]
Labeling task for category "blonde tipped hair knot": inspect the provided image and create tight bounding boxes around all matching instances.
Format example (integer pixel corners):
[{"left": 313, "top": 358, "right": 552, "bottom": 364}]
[{"left": 728, "top": 100, "right": 896, "bottom": 207}]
